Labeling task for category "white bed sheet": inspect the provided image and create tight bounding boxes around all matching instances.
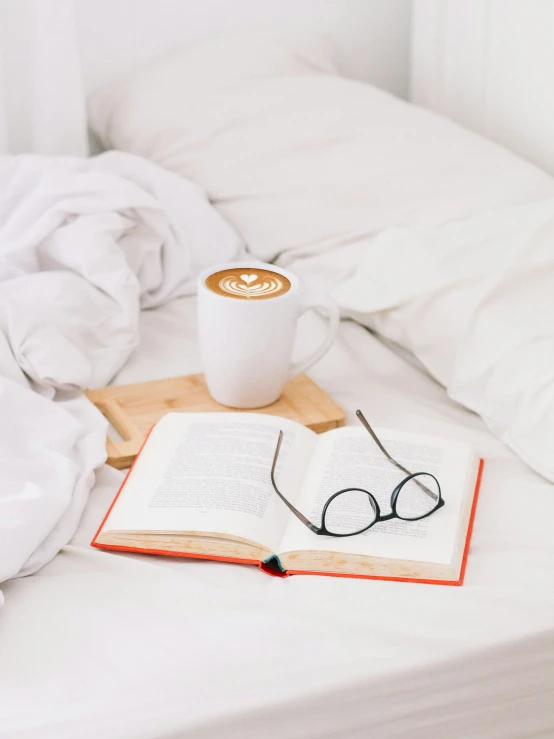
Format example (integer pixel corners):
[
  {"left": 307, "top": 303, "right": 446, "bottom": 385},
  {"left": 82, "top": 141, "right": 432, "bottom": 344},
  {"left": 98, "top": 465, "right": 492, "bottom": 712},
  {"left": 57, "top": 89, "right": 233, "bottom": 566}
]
[{"left": 1, "top": 298, "right": 553, "bottom": 739}]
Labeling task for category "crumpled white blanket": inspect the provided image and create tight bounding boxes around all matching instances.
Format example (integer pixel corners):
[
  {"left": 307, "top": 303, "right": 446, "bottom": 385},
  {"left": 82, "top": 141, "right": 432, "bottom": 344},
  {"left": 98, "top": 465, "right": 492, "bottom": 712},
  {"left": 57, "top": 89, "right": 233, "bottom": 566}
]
[
  {"left": 325, "top": 199, "right": 554, "bottom": 483},
  {"left": 0, "top": 152, "right": 243, "bottom": 604}
]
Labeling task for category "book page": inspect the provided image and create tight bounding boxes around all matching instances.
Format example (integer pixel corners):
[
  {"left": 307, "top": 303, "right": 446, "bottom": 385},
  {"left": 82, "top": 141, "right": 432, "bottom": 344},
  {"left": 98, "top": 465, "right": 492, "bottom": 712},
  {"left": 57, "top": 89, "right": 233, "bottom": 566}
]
[
  {"left": 103, "top": 412, "right": 317, "bottom": 553},
  {"left": 278, "top": 425, "right": 473, "bottom": 565}
]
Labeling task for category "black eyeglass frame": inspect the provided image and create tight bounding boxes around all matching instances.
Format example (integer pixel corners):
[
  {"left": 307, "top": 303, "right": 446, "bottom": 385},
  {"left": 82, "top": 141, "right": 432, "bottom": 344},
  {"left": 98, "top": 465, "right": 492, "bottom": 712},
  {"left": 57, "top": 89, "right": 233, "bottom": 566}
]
[{"left": 270, "top": 410, "right": 445, "bottom": 538}]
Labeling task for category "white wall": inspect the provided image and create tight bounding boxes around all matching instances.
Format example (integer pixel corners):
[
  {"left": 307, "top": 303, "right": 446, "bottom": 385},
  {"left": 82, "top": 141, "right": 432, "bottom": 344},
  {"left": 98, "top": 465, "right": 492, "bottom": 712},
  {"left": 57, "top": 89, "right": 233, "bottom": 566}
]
[
  {"left": 411, "top": 0, "right": 554, "bottom": 175},
  {"left": 0, "top": 0, "right": 88, "bottom": 155},
  {"left": 76, "top": 0, "right": 412, "bottom": 98}
]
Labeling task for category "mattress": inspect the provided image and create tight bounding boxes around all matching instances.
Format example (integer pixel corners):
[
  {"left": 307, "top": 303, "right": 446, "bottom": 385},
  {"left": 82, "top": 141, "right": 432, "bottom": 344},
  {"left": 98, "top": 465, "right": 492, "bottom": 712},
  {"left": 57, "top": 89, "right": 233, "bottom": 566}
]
[{"left": 1, "top": 297, "right": 553, "bottom": 739}]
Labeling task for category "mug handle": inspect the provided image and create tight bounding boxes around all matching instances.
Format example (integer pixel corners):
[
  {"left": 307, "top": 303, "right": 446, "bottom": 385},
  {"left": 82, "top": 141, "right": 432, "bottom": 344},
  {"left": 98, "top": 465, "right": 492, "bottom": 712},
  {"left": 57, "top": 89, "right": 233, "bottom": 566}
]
[{"left": 288, "top": 291, "right": 340, "bottom": 379}]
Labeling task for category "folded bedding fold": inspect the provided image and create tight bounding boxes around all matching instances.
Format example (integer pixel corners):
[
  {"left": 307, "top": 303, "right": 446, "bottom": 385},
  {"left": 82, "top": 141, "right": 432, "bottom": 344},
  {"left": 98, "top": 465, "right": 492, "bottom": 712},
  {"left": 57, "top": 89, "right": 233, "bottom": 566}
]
[
  {"left": 0, "top": 152, "right": 243, "bottom": 602},
  {"left": 329, "top": 199, "right": 554, "bottom": 483}
]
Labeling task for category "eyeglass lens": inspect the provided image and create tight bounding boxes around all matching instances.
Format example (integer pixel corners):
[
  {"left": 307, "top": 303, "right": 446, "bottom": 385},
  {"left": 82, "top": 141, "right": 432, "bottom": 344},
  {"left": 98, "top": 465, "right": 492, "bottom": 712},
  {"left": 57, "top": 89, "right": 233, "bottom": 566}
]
[
  {"left": 323, "top": 489, "right": 377, "bottom": 535},
  {"left": 395, "top": 473, "right": 440, "bottom": 520}
]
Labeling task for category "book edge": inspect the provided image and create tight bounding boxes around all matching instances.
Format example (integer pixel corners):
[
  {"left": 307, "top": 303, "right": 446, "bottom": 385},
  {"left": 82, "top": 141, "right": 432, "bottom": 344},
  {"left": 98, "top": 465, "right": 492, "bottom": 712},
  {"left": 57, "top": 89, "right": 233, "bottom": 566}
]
[
  {"left": 454, "top": 456, "right": 484, "bottom": 586},
  {"left": 90, "top": 541, "right": 261, "bottom": 568},
  {"left": 91, "top": 425, "right": 156, "bottom": 547}
]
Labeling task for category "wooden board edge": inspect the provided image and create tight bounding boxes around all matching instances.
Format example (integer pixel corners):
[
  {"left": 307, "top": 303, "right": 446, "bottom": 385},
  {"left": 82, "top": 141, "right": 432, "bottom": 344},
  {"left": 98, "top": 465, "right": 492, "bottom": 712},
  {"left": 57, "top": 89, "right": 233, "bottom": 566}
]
[
  {"left": 108, "top": 454, "right": 137, "bottom": 470},
  {"left": 309, "top": 417, "right": 346, "bottom": 434},
  {"left": 88, "top": 373, "right": 346, "bottom": 470}
]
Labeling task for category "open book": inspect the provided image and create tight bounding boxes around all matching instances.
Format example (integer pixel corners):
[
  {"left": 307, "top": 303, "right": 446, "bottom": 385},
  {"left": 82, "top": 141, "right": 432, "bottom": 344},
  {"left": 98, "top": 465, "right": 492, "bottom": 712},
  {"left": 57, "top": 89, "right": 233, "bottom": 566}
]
[{"left": 92, "top": 413, "right": 483, "bottom": 585}]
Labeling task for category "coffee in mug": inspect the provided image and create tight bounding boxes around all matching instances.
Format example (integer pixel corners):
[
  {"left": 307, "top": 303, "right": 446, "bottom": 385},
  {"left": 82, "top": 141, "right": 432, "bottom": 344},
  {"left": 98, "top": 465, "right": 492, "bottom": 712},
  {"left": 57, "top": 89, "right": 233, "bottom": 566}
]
[
  {"left": 205, "top": 267, "right": 291, "bottom": 300},
  {"left": 198, "top": 262, "right": 339, "bottom": 408}
]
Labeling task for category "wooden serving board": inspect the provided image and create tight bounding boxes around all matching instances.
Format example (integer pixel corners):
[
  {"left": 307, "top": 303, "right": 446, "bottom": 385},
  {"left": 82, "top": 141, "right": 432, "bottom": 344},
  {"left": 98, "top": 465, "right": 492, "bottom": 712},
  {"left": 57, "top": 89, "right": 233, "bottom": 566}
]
[{"left": 86, "top": 373, "right": 345, "bottom": 470}]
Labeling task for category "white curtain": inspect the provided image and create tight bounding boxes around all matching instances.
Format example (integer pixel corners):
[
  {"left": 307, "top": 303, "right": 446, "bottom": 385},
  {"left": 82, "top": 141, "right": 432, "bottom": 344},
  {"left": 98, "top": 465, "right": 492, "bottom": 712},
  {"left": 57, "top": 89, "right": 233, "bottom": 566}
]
[
  {"left": 0, "top": 0, "right": 88, "bottom": 155},
  {"left": 411, "top": 0, "right": 554, "bottom": 176}
]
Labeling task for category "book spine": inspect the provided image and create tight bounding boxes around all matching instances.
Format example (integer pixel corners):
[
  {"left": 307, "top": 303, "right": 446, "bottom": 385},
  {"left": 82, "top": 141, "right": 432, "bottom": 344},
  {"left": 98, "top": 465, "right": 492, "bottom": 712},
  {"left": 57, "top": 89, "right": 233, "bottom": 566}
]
[{"left": 259, "top": 554, "right": 289, "bottom": 578}]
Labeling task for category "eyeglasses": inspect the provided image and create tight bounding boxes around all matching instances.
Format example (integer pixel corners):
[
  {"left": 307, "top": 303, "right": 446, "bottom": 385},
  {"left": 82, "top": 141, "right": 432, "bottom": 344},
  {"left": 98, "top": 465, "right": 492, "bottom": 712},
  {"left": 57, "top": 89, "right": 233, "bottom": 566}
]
[{"left": 270, "top": 410, "right": 444, "bottom": 537}]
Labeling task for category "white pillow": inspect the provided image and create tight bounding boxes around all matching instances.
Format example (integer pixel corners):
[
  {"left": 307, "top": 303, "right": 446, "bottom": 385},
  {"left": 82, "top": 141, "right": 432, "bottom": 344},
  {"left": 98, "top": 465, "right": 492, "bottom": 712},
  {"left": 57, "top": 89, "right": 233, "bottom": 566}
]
[
  {"left": 89, "top": 32, "right": 552, "bottom": 264},
  {"left": 89, "top": 32, "right": 554, "bottom": 480}
]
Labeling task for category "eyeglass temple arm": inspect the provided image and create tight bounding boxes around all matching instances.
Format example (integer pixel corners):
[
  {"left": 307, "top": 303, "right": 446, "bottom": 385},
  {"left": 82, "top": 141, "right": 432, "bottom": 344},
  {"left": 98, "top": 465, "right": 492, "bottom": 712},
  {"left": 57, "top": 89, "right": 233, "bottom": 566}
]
[
  {"left": 271, "top": 431, "right": 320, "bottom": 533},
  {"left": 355, "top": 410, "right": 438, "bottom": 502}
]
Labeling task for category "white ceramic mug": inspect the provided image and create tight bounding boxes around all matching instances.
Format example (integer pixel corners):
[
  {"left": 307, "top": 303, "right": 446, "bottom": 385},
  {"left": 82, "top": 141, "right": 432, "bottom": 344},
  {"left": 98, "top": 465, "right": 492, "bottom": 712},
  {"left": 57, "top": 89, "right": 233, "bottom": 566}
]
[{"left": 197, "top": 262, "right": 340, "bottom": 408}]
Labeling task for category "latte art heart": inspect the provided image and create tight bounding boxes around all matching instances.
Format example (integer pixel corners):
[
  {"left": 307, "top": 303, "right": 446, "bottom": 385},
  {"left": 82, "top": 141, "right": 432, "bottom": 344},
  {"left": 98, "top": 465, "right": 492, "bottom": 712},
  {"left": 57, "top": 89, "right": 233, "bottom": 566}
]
[
  {"left": 205, "top": 267, "right": 291, "bottom": 300},
  {"left": 219, "top": 276, "right": 284, "bottom": 298}
]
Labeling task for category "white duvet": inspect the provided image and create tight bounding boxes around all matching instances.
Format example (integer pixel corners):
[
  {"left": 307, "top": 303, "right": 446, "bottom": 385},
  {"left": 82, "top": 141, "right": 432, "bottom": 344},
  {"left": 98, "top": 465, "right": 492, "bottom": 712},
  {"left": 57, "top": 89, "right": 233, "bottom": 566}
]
[
  {"left": 328, "top": 199, "right": 554, "bottom": 482},
  {"left": 0, "top": 152, "right": 243, "bottom": 599},
  {"left": 0, "top": 150, "right": 553, "bottom": 739},
  {"left": 2, "top": 143, "right": 554, "bottom": 605}
]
